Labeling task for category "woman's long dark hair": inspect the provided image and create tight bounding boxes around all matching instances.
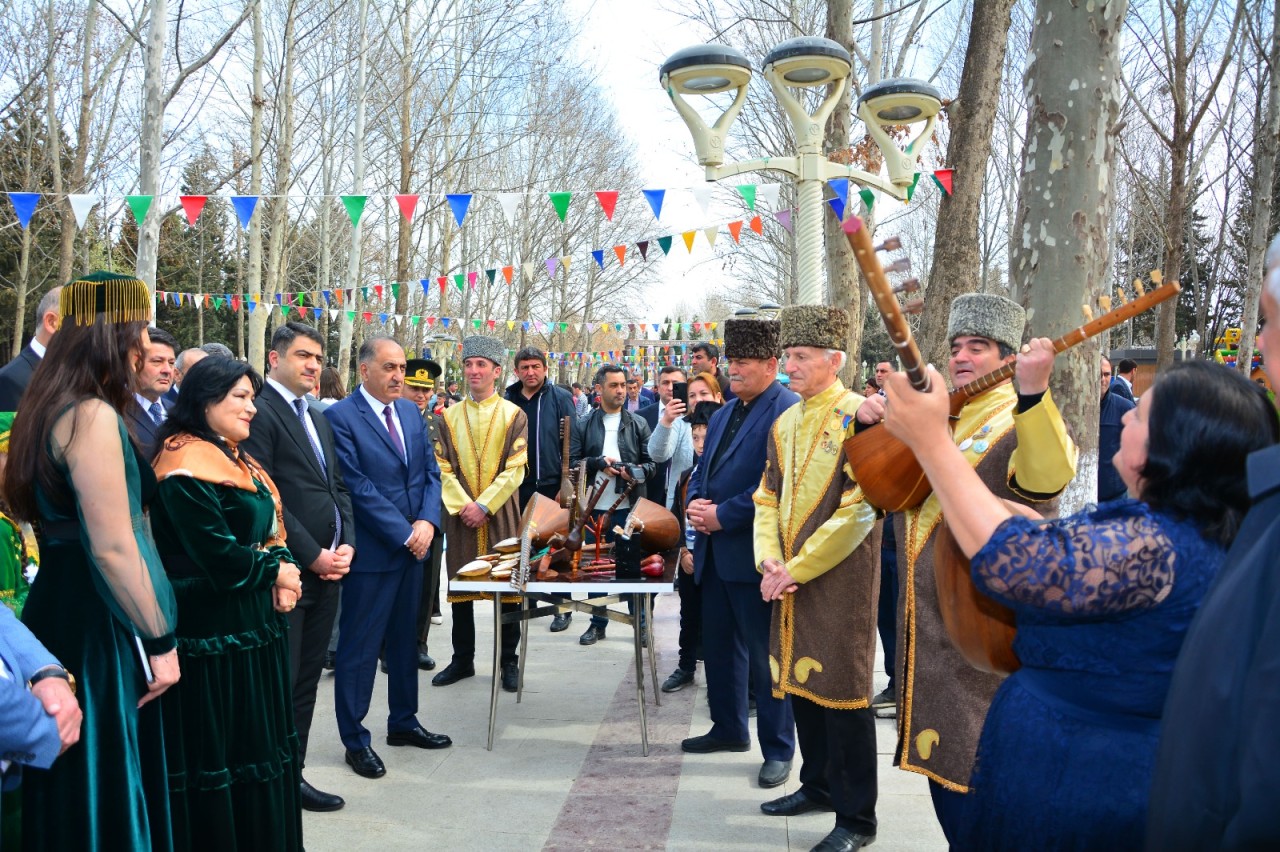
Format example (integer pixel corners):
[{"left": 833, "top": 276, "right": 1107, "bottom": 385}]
[
  {"left": 4, "top": 318, "right": 149, "bottom": 522},
  {"left": 155, "top": 357, "right": 263, "bottom": 460},
  {"left": 1140, "top": 360, "right": 1279, "bottom": 545}
]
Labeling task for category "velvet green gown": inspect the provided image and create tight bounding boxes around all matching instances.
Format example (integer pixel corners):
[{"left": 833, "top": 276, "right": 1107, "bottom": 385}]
[
  {"left": 149, "top": 450, "right": 303, "bottom": 852},
  {"left": 21, "top": 417, "right": 177, "bottom": 852}
]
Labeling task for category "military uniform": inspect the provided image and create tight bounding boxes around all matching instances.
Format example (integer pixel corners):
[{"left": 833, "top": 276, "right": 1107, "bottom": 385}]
[{"left": 405, "top": 359, "right": 444, "bottom": 659}]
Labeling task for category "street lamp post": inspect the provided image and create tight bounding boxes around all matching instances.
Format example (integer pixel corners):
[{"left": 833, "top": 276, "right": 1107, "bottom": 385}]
[{"left": 661, "top": 39, "right": 943, "bottom": 306}]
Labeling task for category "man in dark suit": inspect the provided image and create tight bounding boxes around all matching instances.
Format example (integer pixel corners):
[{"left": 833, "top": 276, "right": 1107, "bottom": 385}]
[
  {"left": 325, "top": 335, "right": 450, "bottom": 780},
  {"left": 240, "top": 322, "right": 355, "bottom": 812},
  {"left": 1110, "top": 357, "right": 1137, "bottom": 402},
  {"left": 637, "top": 365, "right": 686, "bottom": 506},
  {"left": 126, "top": 326, "right": 178, "bottom": 460},
  {"left": 683, "top": 318, "right": 799, "bottom": 789},
  {"left": 0, "top": 287, "right": 61, "bottom": 410},
  {"left": 689, "top": 340, "right": 736, "bottom": 402}
]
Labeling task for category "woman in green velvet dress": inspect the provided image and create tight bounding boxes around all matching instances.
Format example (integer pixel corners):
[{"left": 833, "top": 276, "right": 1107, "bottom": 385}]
[
  {"left": 3, "top": 272, "right": 182, "bottom": 851},
  {"left": 149, "top": 357, "right": 304, "bottom": 851}
]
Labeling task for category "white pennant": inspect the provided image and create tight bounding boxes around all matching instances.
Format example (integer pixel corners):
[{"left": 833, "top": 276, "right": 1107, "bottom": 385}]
[
  {"left": 757, "top": 183, "right": 781, "bottom": 209},
  {"left": 703, "top": 226, "right": 719, "bottom": 247},
  {"left": 495, "top": 192, "right": 522, "bottom": 225},
  {"left": 689, "top": 185, "right": 715, "bottom": 217},
  {"left": 68, "top": 194, "right": 97, "bottom": 229},
  {"left": 522, "top": 262, "right": 535, "bottom": 280},
  {"left": 329, "top": 309, "right": 338, "bottom": 322}
]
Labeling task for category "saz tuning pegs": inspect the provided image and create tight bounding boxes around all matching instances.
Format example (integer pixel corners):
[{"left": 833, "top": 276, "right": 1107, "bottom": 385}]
[
  {"left": 884, "top": 257, "right": 912, "bottom": 274},
  {"left": 903, "top": 299, "right": 924, "bottom": 315},
  {"left": 894, "top": 278, "right": 921, "bottom": 296},
  {"left": 875, "top": 236, "right": 902, "bottom": 252}
]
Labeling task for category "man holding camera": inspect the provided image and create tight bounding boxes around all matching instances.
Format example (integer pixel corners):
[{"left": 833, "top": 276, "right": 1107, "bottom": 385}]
[{"left": 570, "top": 364, "right": 655, "bottom": 645}]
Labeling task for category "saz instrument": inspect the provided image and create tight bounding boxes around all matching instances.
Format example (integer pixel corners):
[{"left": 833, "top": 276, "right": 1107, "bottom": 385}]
[
  {"left": 841, "top": 214, "right": 1179, "bottom": 675},
  {"left": 558, "top": 416, "right": 574, "bottom": 508}
]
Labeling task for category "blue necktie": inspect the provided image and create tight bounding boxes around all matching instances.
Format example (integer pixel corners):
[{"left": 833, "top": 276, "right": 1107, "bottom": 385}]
[{"left": 148, "top": 401, "right": 164, "bottom": 426}]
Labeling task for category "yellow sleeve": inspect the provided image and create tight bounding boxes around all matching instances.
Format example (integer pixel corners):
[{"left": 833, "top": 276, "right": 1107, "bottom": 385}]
[
  {"left": 1009, "top": 388, "right": 1078, "bottom": 498},
  {"left": 476, "top": 409, "right": 527, "bottom": 511},
  {"left": 752, "top": 423, "right": 785, "bottom": 572},
  {"left": 786, "top": 482, "right": 877, "bottom": 584},
  {"left": 435, "top": 419, "right": 471, "bottom": 516}
]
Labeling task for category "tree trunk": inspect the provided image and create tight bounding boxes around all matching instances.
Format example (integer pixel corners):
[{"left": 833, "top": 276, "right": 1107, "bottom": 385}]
[
  {"left": 917, "top": 0, "right": 1017, "bottom": 368},
  {"left": 1238, "top": 5, "right": 1280, "bottom": 376},
  {"left": 337, "top": 0, "right": 370, "bottom": 372},
  {"left": 262, "top": 0, "right": 296, "bottom": 365},
  {"left": 135, "top": 0, "right": 168, "bottom": 291},
  {"left": 245, "top": 0, "right": 267, "bottom": 370},
  {"left": 1010, "top": 0, "right": 1127, "bottom": 513}
]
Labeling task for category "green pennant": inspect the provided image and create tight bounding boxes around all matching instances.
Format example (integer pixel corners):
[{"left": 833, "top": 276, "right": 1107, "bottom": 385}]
[
  {"left": 657, "top": 235, "right": 673, "bottom": 255},
  {"left": 410, "top": 315, "right": 421, "bottom": 326},
  {"left": 559, "top": 322, "right": 567, "bottom": 332},
  {"left": 390, "top": 283, "right": 399, "bottom": 300},
  {"left": 125, "top": 195, "right": 154, "bottom": 225},
  {"left": 930, "top": 174, "right": 947, "bottom": 194},
  {"left": 453, "top": 273, "right": 465, "bottom": 292},
  {"left": 341, "top": 195, "right": 367, "bottom": 227},
  {"left": 549, "top": 191, "right": 572, "bottom": 222},
  {"left": 735, "top": 185, "right": 757, "bottom": 211},
  {"left": 906, "top": 172, "right": 921, "bottom": 202},
  {"left": 859, "top": 188, "right": 875, "bottom": 212},
  {"left": 485, "top": 268, "right": 496, "bottom": 285},
  {"left": 278, "top": 304, "right": 289, "bottom": 317},
  {"left": 472, "top": 319, "right": 482, "bottom": 330},
  {"left": 346, "top": 310, "right": 356, "bottom": 321}
]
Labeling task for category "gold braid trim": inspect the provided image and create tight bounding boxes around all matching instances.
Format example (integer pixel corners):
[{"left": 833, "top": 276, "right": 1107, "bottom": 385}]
[{"left": 60, "top": 272, "right": 151, "bottom": 327}]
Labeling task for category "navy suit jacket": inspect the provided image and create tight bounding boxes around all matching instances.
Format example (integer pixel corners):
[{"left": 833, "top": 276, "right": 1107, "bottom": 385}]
[
  {"left": 0, "top": 346, "right": 39, "bottom": 411},
  {"left": 688, "top": 381, "right": 799, "bottom": 584},
  {"left": 126, "top": 397, "right": 174, "bottom": 462},
  {"left": 324, "top": 389, "right": 441, "bottom": 573},
  {"left": 0, "top": 605, "right": 61, "bottom": 789}
]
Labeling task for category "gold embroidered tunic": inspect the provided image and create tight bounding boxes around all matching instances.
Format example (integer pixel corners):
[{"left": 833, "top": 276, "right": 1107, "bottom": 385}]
[
  {"left": 435, "top": 393, "right": 528, "bottom": 602},
  {"left": 753, "top": 380, "right": 880, "bottom": 708},
  {"left": 895, "top": 382, "right": 1077, "bottom": 791}
]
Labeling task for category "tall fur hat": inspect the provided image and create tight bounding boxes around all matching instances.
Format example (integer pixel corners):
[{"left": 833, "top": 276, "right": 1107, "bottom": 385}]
[
  {"left": 723, "top": 318, "right": 780, "bottom": 360},
  {"left": 946, "top": 293, "right": 1026, "bottom": 353},
  {"left": 779, "top": 305, "right": 849, "bottom": 352},
  {"left": 461, "top": 335, "right": 506, "bottom": 366}
]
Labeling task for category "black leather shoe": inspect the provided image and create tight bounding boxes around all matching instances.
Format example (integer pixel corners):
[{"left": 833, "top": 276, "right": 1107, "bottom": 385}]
[
  {"left": 299, "top": 778, "right": 345, "bottom": 812},
  {"left": 758, "top": 758, "right": 792, "bottom": 788},
  {"left": 501, "top": 661, "right": 519, "bottom": 693},
  {"left": 681, "top": 732, "right": 751, "bottom": 754},
  {"left": 760, "top": 790, "right": 831, "bottom": 817},
  {"left": 579, "top": 624, "right": 606, "bottom": 645},
  {"left": 344, "top": 747, "right": 386, "bottom": 779},
  {"left": 549, "top": 612, "right": 573, "bottom": 632},
  {"left": 662, "top": 667, "right": 694, "bottom": 693},
  {"left": 431, "top": 660, "right": 475, "bottom": 686},
  {"left": 386, "top": 725, "right": 452, "bottom": 750},
  {"left": 418, "top": 650, "right": 436, "bottom": 671},
  {"left": 811, "top": 827, "right": 875, "bottom": 851}
]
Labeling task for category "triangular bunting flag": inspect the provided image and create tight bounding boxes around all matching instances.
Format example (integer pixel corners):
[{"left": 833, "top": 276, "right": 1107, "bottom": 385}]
[
  {"left": 453, "top": 274, "right": 465, "bottom": 291},
  {"left": 548, "top": 191, "right": 572, "bottom": 222},
  {"left": 906, "top": 172, "right": 921, "bottom": 202},
  {"left": 495, "top": 192, "right": 521, "bottom": 225},
  {"left": 232, "top": 195, "right": 259, "bottom": 229},
  {"left": 642, "top": 189, "right": 665, "bottom": 221},
  {"left": 728, "top": 220, "right": 743, "bottom": 242},
  {"left": 341, "top": 195, "right": 367, "bottom": 227},
  {"left": 735, "top": 185, "right": 757, "bottom": 211},
  {"left": 507, "top": 320, "right": 515, "bottom": 331},
  {"left": 68, "top": 194, "right": 96, "bottom": 229},
  {"left": 932, "top": 168, "right": 954, "bottom": 196},
  {"left": 703, "top": 226, "right": 719, "bottom": 247},
  {"left": 485, "top": 268, "right": 496, "bottom": 285},
  {"left": 125, "top": 195, "right": 153, "bottom": 225},
  {"left": 681, "top": 231, "right": 696, "bottom": 252},
  {"left": 828, "top": 178, "right": 850, "bottom": 212},
  {"left": 445, "top": 193, "right": 472, "bottom": 226},
  {"left": 467, "top": 271, "right": 478, "bottom": 289},
  {"left": 522, "top": 262, "right": 535, "bottom": 280},
  {"left": 613, "top": 245, "right": 626, "bottom": 266},
  {"left": 595, "top": 191, "right": 618, "bottom": 220},
  {"left": 501, "top": 266, "right": 513, "bottom": 284},
  {"left": 775, "top": 209, "right": 793, "bottom": 233},
  {"left": 657, "top": 236, "right": 673, "bottom": 255},
  {"left": 179, "top": 195, "right": 207, "bottom": 227},
  {"left": 749, "top": 216, "right": 763, "bottom": 236},
  {"left": 859, "top": 188, "right": 875, "bottom": 212},
  {"left": 560, "top": 255, "right": 571, "bottom": 271},
  {"left": 637, "top": 240, "right": 649, "bottom": 260},
  {"left": 437, "top": 276, "right": 447, "bottom": 292},
  {"left": 757, "top": 183, "right": 781, "bottom": 209},
  {"left": 828, "top": 197, "right": 846, "bottom": 221},
  {"left": 395, "top": 194, "right": 419, "bottom": 220},
  {"left": 591, "top": 249, "right": 605, "bottom": 269},
  {"left": 689, "top": 185, "right": 715, "bottom": 216},
  {"left": 546, "top": 257, "right": 558, "bottom": 279},
  {"left": 7, "top": 193, "right": 39, "bottom": 229}
]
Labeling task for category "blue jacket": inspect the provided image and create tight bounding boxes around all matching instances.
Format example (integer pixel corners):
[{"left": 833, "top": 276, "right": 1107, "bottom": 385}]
[
  {"left": 0, "top": 604, "right": 61, "bottom": 790},
  {"left": 324, "top": 389, "right": 442, "bottom": 572},
  {"left": 1098, "top": 389, "right": 1135, "bottom": 502},
  {"left": 688, "top": 381, "right": 799, "bottom": 583}
]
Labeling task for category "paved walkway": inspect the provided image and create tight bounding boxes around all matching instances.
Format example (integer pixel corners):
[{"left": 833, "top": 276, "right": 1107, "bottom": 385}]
[{"left": 302, "top": 588, "right": 947, "bottom": 851}]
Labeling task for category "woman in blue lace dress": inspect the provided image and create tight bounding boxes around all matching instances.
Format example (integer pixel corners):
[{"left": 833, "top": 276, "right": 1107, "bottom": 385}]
[{"left": 884, "top": 359, "right": 1278, "bottom": 851}]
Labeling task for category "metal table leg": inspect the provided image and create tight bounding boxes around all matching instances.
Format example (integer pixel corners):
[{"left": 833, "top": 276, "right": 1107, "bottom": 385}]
[
  {"left": 517, "top": 594, "right": 530, "bottom": 703},
  {"left": 645, "top": 593, "right": 660, "bottom": 706},
  {"left": 486, "top": 597, "right": 501, "bottom": 751},
  {"left": 631, "top": 593, "right": 650, "bottom": 756}
]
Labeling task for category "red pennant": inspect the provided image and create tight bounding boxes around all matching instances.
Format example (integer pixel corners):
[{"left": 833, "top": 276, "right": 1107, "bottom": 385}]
[
  {"left": 426, "top": 316, "right": 436, "bottom": 326},
  {"left": 437, "top": 277, "right": 447, "bottom": 291},
  {"left": 362, "top": 311, "right": 373, "bottom": 323},
  {"left": 933, "top": 168, "right": 954, "bottom": 195},
  {"left": 486, "top": 319, "right": 496, "bottom": 330},
  {"left": 749, "top": 216, "right": 763, "bottom": 235},
  {"left": 394, "top": 194, "right": 419, "bottom": 220},
  {"left": 614, "top": 245, "right": 626, "bottom": 266},
  {"left": 728, "top": 220, "right": 743, "bottom": 242},
  {"left": 374, "top": 284, "right": 383, "bottom": 299},
  {"left": 179, "top": 195, "right": 207, "bottom": 226},
  {"left": 595, "top": 191, "right": 619, "bottom": 220},
  {"left": 231, "top": 295, "right": 241, "bottom": 312}
]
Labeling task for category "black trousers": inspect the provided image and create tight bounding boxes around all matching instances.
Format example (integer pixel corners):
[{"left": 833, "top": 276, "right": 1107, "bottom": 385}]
[
  {"left": 793, "top": 695, "right": 878, "bottom": 836},
  {"left": 287, "top": 571, "right": 341, "bottom": 766},
  {"left": 450, "top": 600, "right": 520, "bottom": 666},
  {"left": 416, "top": 539, "right": 443, "bottom": 647},
  {"left": 676, "top": 569, "right": 702, "bottom": 672},
  {"left": 877, "top": 544, "right": 898, "bottom": 689}
]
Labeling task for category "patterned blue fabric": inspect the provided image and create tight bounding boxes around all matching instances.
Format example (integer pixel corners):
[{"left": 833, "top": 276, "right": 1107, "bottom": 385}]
[{"left": 959, "top": 499, "right": 1224, "bottom": 851}]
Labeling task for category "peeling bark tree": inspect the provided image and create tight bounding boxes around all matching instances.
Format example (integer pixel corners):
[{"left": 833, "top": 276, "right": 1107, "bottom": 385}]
[
  {"left": 1009, "top": 1, "right": 1128, "bottom": 512},
  {"left": 916, "top": 0, "right": 1016, "bottom": 369}
]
